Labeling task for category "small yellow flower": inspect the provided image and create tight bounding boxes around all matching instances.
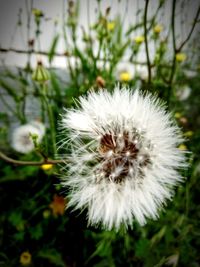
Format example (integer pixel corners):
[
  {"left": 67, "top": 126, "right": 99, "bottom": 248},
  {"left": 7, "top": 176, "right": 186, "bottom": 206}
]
[
  {"left": 20, "top": 251, "right": 32, "bottom": 266},
  {"left": 176, "top": 53, "right": 187, "bottom": 62},
  {"left": 41, "top": 164, "right": 53, "bottom": 171},
  {"left": 174, "top": 112, "right": 182, "bottom": 119},
  {"left": 134, "top": 36, "right": 145, "bottom": 44},
  {"left": 55, "top": 184, "right": 62, "bottom": 191},
  {"left": 43, "top": 209, "right": 51, "bottom": 219},
  {"left": 32, "top": 8, "right": 43, "bottom": 17},
  {"left": 184, "top": 131, "right": 193, "bottom": 137},
  {"left": 153, "top": 24, "right": 163, "bottom": 34},
  {"left": 107, "top": 21, "right": 115, "bottom": 31},
  {"left": 178, "top": 144, "right": 187, "bottom": 151},
  {"left": 119, "top": 71, "right": 132, "bottom": 82}
]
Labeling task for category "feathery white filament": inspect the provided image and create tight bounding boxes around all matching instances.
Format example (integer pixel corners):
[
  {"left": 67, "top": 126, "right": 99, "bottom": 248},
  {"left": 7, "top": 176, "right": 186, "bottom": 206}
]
[{"left": 60, "top": 86, "right": 186, "bottom": 230}]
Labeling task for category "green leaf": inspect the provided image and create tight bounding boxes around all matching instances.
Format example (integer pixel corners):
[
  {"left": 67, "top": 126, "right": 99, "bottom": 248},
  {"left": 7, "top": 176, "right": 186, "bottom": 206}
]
[
  {"left": 0, "top": 79, "right": 18, "bottom": 99},
  {"left": 37, "top": 248, "right": 65, "bottom": 267},
  {"left": 135, "top": 238, "right": 150, "bottom": 259},
  {"left": 8, "top": 212, "right": 23, "bottom": 227},
  {"left": 48, "top": 35, "right": 59, "bottom": 64},
  {"left": 50, "top": 72, "right": 62, "bottom": 100},
  {"left": 151, "top": 226, "right": 167, "bottom": 246},
  {"left": 30, "top": 224, "right": 43, "bottom": 240},
  {"left": 13, "top": 231, "right": 25, "bottom": 241}
]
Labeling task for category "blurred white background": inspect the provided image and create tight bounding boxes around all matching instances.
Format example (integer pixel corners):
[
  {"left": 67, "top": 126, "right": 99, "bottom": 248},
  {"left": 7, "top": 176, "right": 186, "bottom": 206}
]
[{"left": 0, "top": 0, "right": 199, "bottom": 68}]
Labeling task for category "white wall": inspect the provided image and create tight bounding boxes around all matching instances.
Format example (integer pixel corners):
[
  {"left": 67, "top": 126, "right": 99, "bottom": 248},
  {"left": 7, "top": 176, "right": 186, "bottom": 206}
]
[{"left": 0, "top": 0, "right": 199, "bottom": 68}]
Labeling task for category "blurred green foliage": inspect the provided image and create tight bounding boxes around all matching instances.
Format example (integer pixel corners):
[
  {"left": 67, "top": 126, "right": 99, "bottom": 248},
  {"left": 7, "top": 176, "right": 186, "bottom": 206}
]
[{"left": 0, "top": 0, "right": 200, "bottom": 266}]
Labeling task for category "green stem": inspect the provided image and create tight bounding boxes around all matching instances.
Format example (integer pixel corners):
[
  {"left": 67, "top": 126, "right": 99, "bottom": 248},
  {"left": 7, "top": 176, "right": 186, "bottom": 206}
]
[
  {"left": 40, "top": 88, "right": 48, "bottom": 154},
  {"left": 42, "top": 83, "right": 56, "bottom": 156},
  {"left": 62, "top": 0, "right": 79, "bottom": 91}
]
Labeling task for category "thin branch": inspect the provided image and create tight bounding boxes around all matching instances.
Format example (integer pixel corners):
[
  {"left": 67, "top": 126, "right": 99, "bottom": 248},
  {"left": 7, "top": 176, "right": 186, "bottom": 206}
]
[
  {"left": 171, "top": 0, "right": 177, "bottom": 53},
  {"left": 0, "top": 47, "right": 66, "bottom": 57},
  {"left": 144, "top": 0, "right": 151, "bottom": 85},
  {"left": 148, "top": 0, "right": 164, "bottom": 31},
  {"left": 0, "top": 151, "right": 64, "bottom": 166},
  {"left": 166, "top": 0, "right": 177, "bottom": 106},
  {"left": 177, "top": 5, "right": 200, "bottom": 52},
  {"left": 0, "top": 47, "right": 172, "bottom": 68}
]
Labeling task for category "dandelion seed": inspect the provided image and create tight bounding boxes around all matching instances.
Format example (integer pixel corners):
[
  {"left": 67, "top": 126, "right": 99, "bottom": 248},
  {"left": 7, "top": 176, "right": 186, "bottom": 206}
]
[{"left": 60, "top": 86, "right": 187, "bottom": 230}]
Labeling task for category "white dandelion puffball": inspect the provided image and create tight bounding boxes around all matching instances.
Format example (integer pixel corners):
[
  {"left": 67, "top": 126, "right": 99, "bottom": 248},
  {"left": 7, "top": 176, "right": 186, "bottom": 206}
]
[
  {"left": 12, "top": 121, "right": 45, "bottom": 154},
  {"left": 60, "top": 86, "right": 186, "bottom": 230},
  {"left": 30, "top": 120, "right": 45, "bottom": 136},
  {"left": 176, "top": 85, "right": 191, "bottom": 101}
]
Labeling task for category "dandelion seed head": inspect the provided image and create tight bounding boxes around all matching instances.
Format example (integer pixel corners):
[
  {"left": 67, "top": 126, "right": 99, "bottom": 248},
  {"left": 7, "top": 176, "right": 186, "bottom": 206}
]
[
  {"left": 12, "top": 121, "right": 45, "bottom": 154},
  {"left": 60, "top": 86, "right": 187, "bottom": 230}
]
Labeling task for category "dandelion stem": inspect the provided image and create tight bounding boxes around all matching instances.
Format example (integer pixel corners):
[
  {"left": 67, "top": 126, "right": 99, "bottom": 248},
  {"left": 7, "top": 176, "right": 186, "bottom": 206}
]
[{"left": 0, "top": 151, "right": 63, "bottom": 166}]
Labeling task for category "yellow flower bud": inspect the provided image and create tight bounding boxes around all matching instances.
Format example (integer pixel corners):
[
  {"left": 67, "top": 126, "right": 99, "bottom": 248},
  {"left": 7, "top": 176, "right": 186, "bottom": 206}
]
[
  {"left": 134, "top": 36, "right": 145, "bottom": 44},
  {"left": 153, "top": 24, "right": 163, "bottom": 34},
  {"left": 184, "top": 131, "right": 193, "bottom": 137},
  {"left": 174, "top": 112, "right": 182, "bottom": 119},
  {"left": 41, "top": 164, "right": 53, "bottom": 171},
  {"left": 32, "top": 8, "right": 43, "bottom": 17},
  {"left": 176, "top": 53, "right": 187, "bottom": 62},
  {"left": 119, "top": 72, "right": 132, "bottom": 82},
  {"left": 32, "top": 61, "right": 50, "bottom": 82},
  {"left": 178, "top": 144, "right": 187, "bottom": 151},
  {"left": 43, "top": 209, "right": 51, "bottom": 218},
  {"left": 107, "top": 21, "right": 115, "bottom": 31}
]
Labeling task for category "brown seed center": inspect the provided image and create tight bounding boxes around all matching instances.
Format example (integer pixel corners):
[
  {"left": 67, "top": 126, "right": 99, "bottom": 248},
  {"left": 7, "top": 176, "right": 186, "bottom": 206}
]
[{"left": 97, "top": 131, "right": 141, "bottom": 183}]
